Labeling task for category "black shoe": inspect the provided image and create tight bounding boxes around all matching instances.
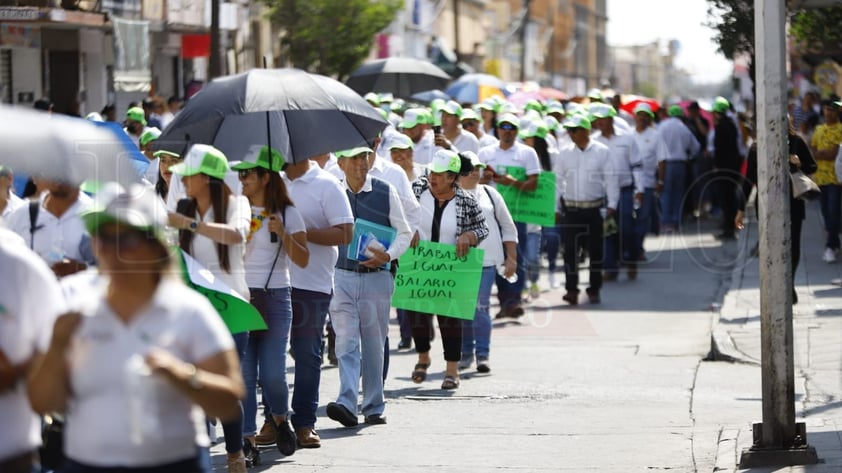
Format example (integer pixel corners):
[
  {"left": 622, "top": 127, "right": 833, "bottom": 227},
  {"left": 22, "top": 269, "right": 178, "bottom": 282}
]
[
  {"left": 397, "top": 338, "right": 412, "bottom": 350},
  {"left": 326, "top": 402, "right": 358, "bottom": 427},
  {"left": 508, "top": 306, "right": 525, "bottom": 318},
  {"left": 364, "top": 414, "right": 387, "bottom": 425},
  {"left": 586, "top": 288, "right": 601, "bottom": 304},
  {"left": 243, "top": 438, "right": 261, "bottom": 467},
  {"left": 476, "top": 357, "right": 491, "bottom": 373},
  {"left": 271, "top": 419, "right": 297, "bottom": 456}
]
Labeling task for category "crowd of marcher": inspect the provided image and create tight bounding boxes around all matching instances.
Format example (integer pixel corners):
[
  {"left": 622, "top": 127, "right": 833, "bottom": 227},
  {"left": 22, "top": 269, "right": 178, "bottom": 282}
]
[{"left": 1, "top": 83, "right": 840, "bottom": 473}]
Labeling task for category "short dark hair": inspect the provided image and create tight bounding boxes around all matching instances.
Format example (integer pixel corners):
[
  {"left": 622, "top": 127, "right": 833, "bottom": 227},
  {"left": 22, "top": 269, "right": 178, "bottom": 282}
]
[{"left": 33, "top": 99, "right": 52, "bottom": 111}]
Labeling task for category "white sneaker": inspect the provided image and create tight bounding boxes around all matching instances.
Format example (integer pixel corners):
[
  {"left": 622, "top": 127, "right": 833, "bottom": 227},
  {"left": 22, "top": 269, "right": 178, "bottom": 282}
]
[
  {"left": 549, "top": 273, "right": 559, "bottom": 288},
  {"left": 823, "top": 248, "right": 837, "bottom": 264}
]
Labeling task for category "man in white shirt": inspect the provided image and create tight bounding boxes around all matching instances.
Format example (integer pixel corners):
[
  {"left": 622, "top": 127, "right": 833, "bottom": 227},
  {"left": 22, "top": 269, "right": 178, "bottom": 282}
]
[
  {"left": 461, "top": 109, "right": 498, "bottom": 149},
  {"left": 657, "top": 105, "right": 701, "bottom": 232},
  {"left": 6, "top": 179, "right": 94, "bottom": 278},
  {"left": 326, "top": 147, "right": 412, "bottom": 428},
  {"left": 437, "top": 101, "right": 479, "bottom": 154},
  {"left": 478, "top": 113, "right": 541, "bottom": 318},
  {"left": 0, "top": 232, "right": 66, "bottom": 473},
  {"left": 282, "top": 159, "right": 354, "bottom": 448},
  {"left": 554, "top": 115, "right": 619, "bottom": 305},
  {"left": 591, "top": 104, "right": 644, "bottom": 281},
  {"left": 400, "top": 108, "right": 441, "bottom": 166},
  {"left": 631, "top": 103, "right": 669, "bottom": 260}
]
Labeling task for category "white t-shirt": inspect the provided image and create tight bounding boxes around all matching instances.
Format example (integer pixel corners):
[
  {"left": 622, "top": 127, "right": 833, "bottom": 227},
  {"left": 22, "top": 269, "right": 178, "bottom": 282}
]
[
  {"left": 464, "top": 185, "right": 518, "bottom": 267},
  {"left": 64, "top": 279, "right": 234, "bottom": 467},
  {"left": 417, "top": 191, "right": 458, "bottom": 245},
  {"left": 450, "top": 129, "right": 480, "bottom": 154},
  {"left": 478, "top": 141, "right": 542, "bottom": 178},
  {"left": 6, "top": 192, "right": 92, "bottom": 263},
  {"left": 187, "top": 195, "right": 250, "bottom": 299},
  {"left": 283, "top": 164, "right": 354, "bottom": 294},
  {"left": 0, "top": 233, "right": 65, "bottom": 461},
  {"left": 244, "top": 205, "right": 306, "bottom": 289},
  {"left": 1, "top": 193, "right": 25, "bottom": 222}
]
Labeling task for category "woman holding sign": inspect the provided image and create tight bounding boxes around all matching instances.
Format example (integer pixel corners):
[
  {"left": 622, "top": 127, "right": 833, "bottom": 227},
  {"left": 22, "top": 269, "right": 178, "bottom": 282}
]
[
  {"left": 408, "top": 150, "right": 489, "bottom": 389},
  {"left": 168, "top": 144, "right": 253, "bottom": 472},
  {"left": 232, "top": 146, "right": 309, "bottom": 462},
  {"left": 457, "top": 152, "right": 518, "bottom": 373}
]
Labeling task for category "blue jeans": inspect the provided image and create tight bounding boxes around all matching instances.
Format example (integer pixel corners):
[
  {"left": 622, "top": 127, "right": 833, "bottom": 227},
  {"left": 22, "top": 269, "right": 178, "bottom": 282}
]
[
  {"left": 605, "top": 186, "right": 637, "bottom": 272},
  {"left": 496, "top": 221, "right": 527, "bottom": 310},
  {"left": 541, "top": 224, "right": 562, "bottom": 273},
  {"left": 289, "top": 287, "right": 332, "bottom": 430},
  {"left": 461, "top": 266, "right": 496, "bottom": 359},
  {"left": 221, "top": 332, "right": 248, "bottom": 453},
  {"left": 660, "top": 161, "right": 687, "bottom": 227},
  {"left": 820, "top": 184, "right": 842, "bottom": 250},
  {"left": 330, "top": 270, "right": 392, "bottom": 417},
  {"left": 634, "top": 188, "right": 655, "bottom": 257},
  {"left": 242, "top": 287, "right": 292, "bottom": 436},
  {"left": 526, "top": 231, "right": 541, "bottom": 284},
  {"left": 61, "top": 448, "right": 211, "bottom": 473}
]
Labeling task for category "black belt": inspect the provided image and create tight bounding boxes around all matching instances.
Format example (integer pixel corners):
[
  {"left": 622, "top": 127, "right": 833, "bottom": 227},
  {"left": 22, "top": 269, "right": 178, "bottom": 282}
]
[
  {"left": 338, "top": 266, "right": 383, "bottom": 273},
  {"left": 621, "top": 185, "right": 634, "bottom": 191}
]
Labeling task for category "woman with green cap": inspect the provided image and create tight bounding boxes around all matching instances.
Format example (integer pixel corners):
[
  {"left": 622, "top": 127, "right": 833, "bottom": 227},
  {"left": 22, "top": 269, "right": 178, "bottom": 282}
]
[
  {"left": 28, "top": 184, "right": 244, "bottom": 473},
  {"left": 230, "top": 145, "right": 309, "bottom": 462},
  {"left": 168, "top": 144, "right": 252, "bottom": 472}
]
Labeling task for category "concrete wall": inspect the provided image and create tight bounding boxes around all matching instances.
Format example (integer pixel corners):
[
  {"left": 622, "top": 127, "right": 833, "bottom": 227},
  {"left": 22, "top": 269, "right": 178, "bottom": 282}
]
[{"left": 10, "top": 47, "right": 41, "bottom": 105}]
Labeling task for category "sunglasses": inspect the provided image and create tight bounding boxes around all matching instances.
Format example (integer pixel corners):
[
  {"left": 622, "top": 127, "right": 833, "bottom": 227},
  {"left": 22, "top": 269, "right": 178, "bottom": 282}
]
[
  {"left": 238, "top": 169, "right": 265, "bottom": 179},
  {"left": 498, "top": 123, "right": 517, "bottom": 131},
  {"left": 462, "top": 120, "right": 479, "bottom": 127},
  {"left": 567, "top": 127, "right": 587, "bottom": 133}
]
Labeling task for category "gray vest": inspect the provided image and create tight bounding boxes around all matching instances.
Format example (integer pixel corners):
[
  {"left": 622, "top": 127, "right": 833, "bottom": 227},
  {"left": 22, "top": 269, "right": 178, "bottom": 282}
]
[{"left": 335, "top": 177, "right": 392, "bottom": 271}]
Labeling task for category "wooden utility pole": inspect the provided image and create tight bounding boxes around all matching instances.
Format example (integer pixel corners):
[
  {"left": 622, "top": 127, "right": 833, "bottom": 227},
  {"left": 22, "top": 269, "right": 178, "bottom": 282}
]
[
  {"left": 739, "top": 1, "right": 819, "bottom": 466},
  {"left": 453, "top": 0, "right": 461, "bottom": 63},
  {"left": 519, "top": 0, "right": 531, "bottom": 82},
  {"left": 208, "top": 0, "right": 222, "bottom": 79}
]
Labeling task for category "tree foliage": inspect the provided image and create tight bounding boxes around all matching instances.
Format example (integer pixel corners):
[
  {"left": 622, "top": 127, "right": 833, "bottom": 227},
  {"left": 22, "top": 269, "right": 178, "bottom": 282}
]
[
  {"left": 266, "top": 0, "right": 403, "bottom": 80},
  {"left": 790, "top": 7, "right": 842, "bottom": 53},
  {"left": 705, "top": 0, "right": 754, "bottom": 60}
]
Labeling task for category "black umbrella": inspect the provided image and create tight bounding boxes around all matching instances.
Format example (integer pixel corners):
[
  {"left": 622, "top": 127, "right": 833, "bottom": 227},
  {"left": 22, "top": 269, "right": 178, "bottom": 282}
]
[
  {"left": 346, "top": 57, "right": 451, "bottom": 100},
  {"left": 156, "top": 68, "right": 388, "bottom": 164}
]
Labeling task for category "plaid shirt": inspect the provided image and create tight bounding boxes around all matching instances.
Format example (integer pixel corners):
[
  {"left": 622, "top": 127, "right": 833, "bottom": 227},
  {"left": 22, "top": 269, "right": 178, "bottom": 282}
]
[{"left": 412, "top": 177, "right": 489, "bottom": 245}]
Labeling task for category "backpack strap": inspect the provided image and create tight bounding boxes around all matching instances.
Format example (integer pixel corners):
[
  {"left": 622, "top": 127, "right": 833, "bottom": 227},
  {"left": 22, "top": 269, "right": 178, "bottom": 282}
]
[{"left": 28, "top": 200, "right": 43, "bottom": 250}]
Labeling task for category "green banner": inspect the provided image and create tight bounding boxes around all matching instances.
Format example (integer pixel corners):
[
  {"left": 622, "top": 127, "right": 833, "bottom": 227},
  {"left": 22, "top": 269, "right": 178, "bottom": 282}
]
[
  {"left": 391, "top": 241, "right": 484, "bottom": 320},
  {"left": 495, "top": 166, "right": 557, "bottom": 226}
]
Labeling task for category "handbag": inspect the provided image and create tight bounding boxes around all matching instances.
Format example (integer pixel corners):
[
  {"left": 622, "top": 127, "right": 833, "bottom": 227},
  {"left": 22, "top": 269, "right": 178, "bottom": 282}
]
[{"left": 790, "top": 171, "right": 820, "bottom": 200}]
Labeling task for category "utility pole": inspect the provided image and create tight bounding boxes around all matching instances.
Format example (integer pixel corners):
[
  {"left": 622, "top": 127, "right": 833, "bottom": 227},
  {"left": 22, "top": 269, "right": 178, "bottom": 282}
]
[
  {"left": 519, "top": 0, "right": 530, "bottom": 82},
  {"left": 739, "top": 0, "right": 818, "bottom": 466},
  {"left": 208, "top": 0, "right": 222, "bottom": 79},
  {"left": 453, "top": 0, "right": 460, "bottom": 63}
]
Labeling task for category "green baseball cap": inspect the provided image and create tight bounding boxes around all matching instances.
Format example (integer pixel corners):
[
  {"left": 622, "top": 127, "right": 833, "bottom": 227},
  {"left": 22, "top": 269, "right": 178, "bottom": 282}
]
[
  {"left": 335, "top": 146, "right": 374, "bottom": 158},
  {"left": 589, "top": 103, "right": 616, "bottom": 119},
  {"left": 81, "top": 183, "right": 168, "bottom": 241},
  {"left": 230, "top": 145, "right": 286, "bottom": 172},
  {"left": 169, "top": 144, "right": 230, "bottom": 180},
  {"left": 519, "top": 119, "right": 549, "bottom": 139},
  {"left": 524, "top": 99, "right": 544, "bottom": 114},
  {"left": 153, "top": 150, "right": 181, "bottom": 159},
  {"left": 441, "top": 100, "right": 463, "bottom": 118},
  {"left": 587, "top": 88, "right": 604, "bottom": 102},
  {"left": 712, "top": 97, "right": 730, "bottom": 113},
  {"left": 139, "top": 127, "right": 162, "bottom": 147},
  {"left": 633, "top": 103, "right": 655, "bottom": 118},
  {"left": 399, "top": 108, "right": 427, "bottom": 129},
  {"left": 126, "top": 106, "right": 147, "bottom": 125},
  {"left": 668, "top": 104, "right": 684, "bottom": 117},
  {"left": 563, "top": 114, "right": 592, "bottom": 130},
  {"left": 429, "top": 149, "right": 462, "bottom": 173},
  {"left": 544, "top": 115, "right": 560, "bottom": 131},
  {"left": 364, "top": 92, "right": 380, "bottom": 105},
  {"left": 388, "top": 133, "right": 414, "bottom": 150}
]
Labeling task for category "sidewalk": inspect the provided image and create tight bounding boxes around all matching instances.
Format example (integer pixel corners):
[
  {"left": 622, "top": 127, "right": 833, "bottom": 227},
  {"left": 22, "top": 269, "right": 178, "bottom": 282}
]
[{"left": 712, "top": 201, "right": 842, "bottom": 472}]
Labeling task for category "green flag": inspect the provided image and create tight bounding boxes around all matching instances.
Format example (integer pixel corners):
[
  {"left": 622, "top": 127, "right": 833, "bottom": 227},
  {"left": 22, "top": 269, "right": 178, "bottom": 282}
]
[
  {"left": 495, "top": 166, "right": 557, "bottom": 226},
  {"left": 179, "top": 249, "right": 267, "bottom": 334}
]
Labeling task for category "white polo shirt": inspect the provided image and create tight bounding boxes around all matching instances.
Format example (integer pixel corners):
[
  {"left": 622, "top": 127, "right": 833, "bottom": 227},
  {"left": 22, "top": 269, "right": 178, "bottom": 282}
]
[
  {"left": 450, "top": 129, "right": 480, "bottom": 154},
  {"left": 0, "top": 233, "right": 65, "bottom": 461},
  {"left": 478, "top": 141, "right": 542, "bottom": 178},
  {"left": 64, "top": 278, "right": 234, "bottom": 467},
  {"left": 186, "top": 195, "right": 251, "bottom": 299},
  {"left": 283, "top": 163, "right": 354, "bottom": 295},
  {"left": 244, "top": 205, "right": 306, "bottom": 289},
  {"left": 6, "top": 192, "right": 93, "bottom": 263},
  {"left": 594, "top": 132, "right": 645, "bottom": 193}
]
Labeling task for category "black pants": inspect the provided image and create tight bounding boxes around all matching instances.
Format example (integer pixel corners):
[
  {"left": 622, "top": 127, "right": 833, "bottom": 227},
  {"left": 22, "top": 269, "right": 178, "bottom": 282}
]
[
  {"left": 716, "top": 169, "right": 742, "bottom": 235},
  {"left": 406, "top": 311, "right": 462, "bottom": 362},
  {"left": 562, "top": 207, "right": 603, "bottom": 292}
]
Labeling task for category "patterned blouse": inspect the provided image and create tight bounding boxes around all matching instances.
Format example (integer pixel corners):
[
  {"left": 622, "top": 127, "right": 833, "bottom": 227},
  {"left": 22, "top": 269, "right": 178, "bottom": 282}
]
[{"left": 412, "top": 177, "right": 489, "bottom": 245}]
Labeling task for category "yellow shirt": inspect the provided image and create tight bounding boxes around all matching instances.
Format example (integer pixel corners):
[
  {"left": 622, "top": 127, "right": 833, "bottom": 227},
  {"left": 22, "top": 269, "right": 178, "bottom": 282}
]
[{"left": 811, "top": 122, "right": 842, "bottom": 185}]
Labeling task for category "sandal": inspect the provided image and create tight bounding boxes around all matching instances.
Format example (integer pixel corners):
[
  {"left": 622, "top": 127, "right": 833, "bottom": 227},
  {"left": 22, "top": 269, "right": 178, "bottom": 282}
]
[
  {"left": 441, "top": 375, "right": 460, "bottom": 390},
  {"left": 411, "top": 362, "right": 430, "bottom": 384}
]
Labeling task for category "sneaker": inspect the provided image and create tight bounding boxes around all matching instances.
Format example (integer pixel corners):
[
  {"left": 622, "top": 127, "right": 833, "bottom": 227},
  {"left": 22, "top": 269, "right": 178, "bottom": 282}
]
[
  {"left": 823, "top": 248, "right": 837, "bottom": 264},
  {"left": 255, "top": 421, "right": 276, "bottom": 446},
  {"left": 476, "top": 357, "right": 491, "bottom": 373},
  {"left": 548, "top": 273, "right": 559, "bottom": 288},
  {"left": 272, "top": 419, "right": 297, "bottom": 456},
  {"left": 458, "top": 354, "right": 474, "bottom": 370},
  {"left": 529, "top": 283, "right": 540, "bottom": 299}
]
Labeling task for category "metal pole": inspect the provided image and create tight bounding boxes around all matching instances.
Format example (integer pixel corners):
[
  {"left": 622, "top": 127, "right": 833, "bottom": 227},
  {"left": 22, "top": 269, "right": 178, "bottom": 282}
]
[
  {"left": 739, "top": 1, "right": 817, "bottom": 465},
  {"left": 519, "top": 0, "right": 530, "bottom": 82},
  {"left": 453, "top": 0, "right": 460, "bottom": 63},
  {"left": 208, "top": 0, "right": 222, "bottom": 79}
]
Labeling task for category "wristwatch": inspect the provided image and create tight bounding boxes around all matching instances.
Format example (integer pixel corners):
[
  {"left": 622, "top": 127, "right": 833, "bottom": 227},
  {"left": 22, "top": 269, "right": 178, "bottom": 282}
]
[
  {"left": 184, "top": 363, "right": 202, "bottom": 390},
  {"left": 188, "top": 220, "right": 199, "bottom": 232}
]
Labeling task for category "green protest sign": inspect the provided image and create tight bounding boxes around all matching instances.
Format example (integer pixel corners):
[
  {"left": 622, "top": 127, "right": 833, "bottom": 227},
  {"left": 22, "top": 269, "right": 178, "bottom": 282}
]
[
  {"left": 495, "top": 166, "right": 557, "bottom": 226},
  {"left": 392, "top": 241, "right": 484, "bottom": 320}
]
